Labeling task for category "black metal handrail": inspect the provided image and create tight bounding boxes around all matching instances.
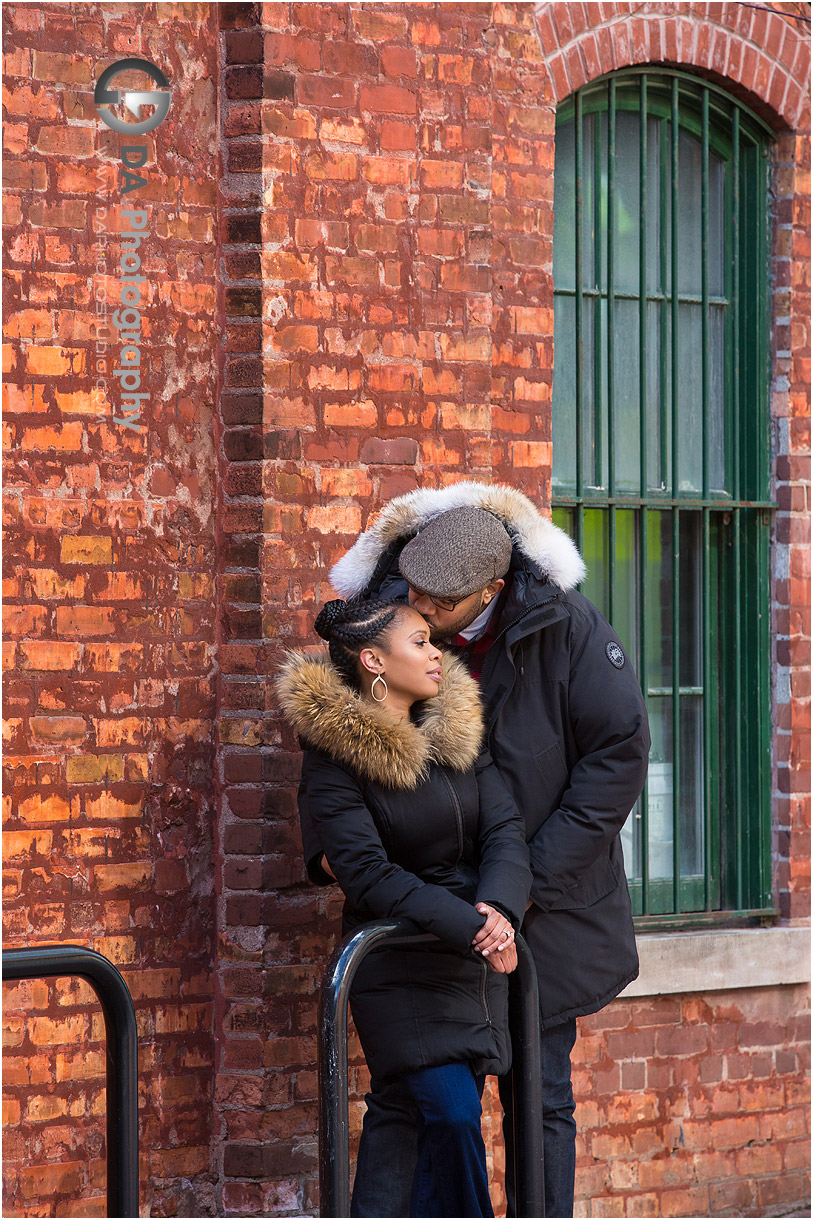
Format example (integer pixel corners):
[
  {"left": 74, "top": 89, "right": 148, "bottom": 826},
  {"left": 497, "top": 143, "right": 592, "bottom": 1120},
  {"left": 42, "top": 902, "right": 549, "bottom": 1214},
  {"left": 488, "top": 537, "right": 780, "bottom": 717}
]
[
  {"left": 318, "top": 920, "right": 544, "bottom": 1217},
  {"left": 2, "top": 944, "right": 139, "bottom": 1218}
]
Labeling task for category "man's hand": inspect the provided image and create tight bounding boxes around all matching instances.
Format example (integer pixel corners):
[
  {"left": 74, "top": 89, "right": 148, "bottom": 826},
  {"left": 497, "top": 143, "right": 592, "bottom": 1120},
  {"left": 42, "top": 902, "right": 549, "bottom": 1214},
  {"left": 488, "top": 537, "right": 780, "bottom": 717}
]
[
  {"left": 321, "top": 854, "right": 336, "bottom": 880},
  {"left": 484, "top": 942, "right": 518, "bottom": 974},
  {"left": 472, "top": 902, "right": 514, "bottom": 957}
]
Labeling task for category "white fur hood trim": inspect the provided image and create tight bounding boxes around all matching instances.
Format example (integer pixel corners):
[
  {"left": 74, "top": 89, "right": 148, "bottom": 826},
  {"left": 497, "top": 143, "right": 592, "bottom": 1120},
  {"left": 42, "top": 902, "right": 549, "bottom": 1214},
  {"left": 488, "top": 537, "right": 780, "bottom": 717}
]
[{"left": 330, "top": 481, "right": 586, "bottom": 599}]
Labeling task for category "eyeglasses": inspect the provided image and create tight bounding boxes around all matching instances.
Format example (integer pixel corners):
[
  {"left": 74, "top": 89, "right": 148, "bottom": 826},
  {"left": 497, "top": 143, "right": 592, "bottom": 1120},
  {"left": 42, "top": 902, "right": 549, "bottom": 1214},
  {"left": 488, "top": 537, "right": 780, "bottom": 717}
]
[{"left": 408, "top": 587, "right": 470, "bottom": 613}]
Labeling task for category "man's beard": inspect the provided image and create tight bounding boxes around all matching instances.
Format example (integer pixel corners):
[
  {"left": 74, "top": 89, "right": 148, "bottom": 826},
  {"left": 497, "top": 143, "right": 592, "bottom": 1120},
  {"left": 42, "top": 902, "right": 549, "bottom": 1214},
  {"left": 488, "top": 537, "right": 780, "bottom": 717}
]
[{"left": 427, "top": 597, "right": 487, "bottom": 643}]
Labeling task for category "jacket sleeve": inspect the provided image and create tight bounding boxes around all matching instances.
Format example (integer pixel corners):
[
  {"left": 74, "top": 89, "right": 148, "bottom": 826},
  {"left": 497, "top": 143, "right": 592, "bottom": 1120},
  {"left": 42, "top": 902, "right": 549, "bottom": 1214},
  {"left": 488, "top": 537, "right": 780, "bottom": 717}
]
[
  {"left": 473, "top": 747, "right": 532, "bottom": 927},
  {"left": 527, "top": 602, "right": 651, "bottom": 911},
  {"left": 300, "top": 749, "right": 487, "bottom": 953},
  {"left": 298, "top": 762, "right": 336, "bottom": 886}
]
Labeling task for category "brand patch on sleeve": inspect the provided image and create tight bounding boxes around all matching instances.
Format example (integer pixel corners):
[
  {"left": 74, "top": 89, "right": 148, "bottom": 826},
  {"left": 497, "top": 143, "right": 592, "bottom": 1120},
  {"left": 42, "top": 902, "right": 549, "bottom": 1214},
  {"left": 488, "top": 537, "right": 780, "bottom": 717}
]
[{"left": 606, "top": 642, "right": 625, "bottom": 669}]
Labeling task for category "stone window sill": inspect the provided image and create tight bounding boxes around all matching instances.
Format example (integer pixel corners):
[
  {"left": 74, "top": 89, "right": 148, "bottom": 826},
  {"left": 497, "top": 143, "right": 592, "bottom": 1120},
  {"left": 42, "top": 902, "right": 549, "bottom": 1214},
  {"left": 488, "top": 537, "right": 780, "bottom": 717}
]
[{"left": 618, "top": 925, "right": 811, "bottom": 997}]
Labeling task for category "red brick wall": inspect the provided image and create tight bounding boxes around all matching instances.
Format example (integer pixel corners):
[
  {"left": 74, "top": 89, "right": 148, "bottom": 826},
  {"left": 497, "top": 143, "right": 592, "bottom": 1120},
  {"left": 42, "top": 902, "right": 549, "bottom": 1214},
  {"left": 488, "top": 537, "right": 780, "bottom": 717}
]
[
  {"left": 216, "top": 3, "right": 559, "bottom": 1212},
  {"left": 216, "top": 3, "right": 810, "bottom": 1216},
  {"left": 771, "top": 113, "right": 811, "bottom": 925},
  {"left": 2, "top": 4, "right": 220, "bottom": 1215},
  {"left": 570, "top": 987, "right": 810, "bottom": 1217},
  {"left": 3, "top": 2, "right": 810, "bottom": 1217}
]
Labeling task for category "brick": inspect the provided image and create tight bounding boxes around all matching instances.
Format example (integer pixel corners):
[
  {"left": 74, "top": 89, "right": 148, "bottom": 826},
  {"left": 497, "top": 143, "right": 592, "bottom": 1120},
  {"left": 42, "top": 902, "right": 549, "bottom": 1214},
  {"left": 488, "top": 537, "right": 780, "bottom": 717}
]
[
  {"left": 298, "top": 74, "right": 354, "bottom": 109},
  {"left": 711, "top": 1114, "right": 760, "bottom": 1149},
  {"left": 360, "top": 83, "right": 417, "bottom": 115},
  {"left": 360, "top": 437, "right": 418, "bottom": 465},
  {"left": 355, "top": 9, "right": 408, "bottom": 40},
  {"left": 28, "top": 716, "right": 87, "bottom": 743},
  {"left": 92, "top": 862, "right": 151, "bottom": 892},
  {"left": 55, "top": 607, "right": 115, "bottom": 636},
  {"left": 307, "top": 506, "right": 361, "bottom": 534},
  {"left": 60, "top": 536, "right": 113, "bottom": 565},
  {"left": 2, "top": 830, "right": 54, "bottom": 860},
  {"left": 512, "top": 440, "right": 551, "bottom": 468},
  {"left": 20, "top": 1162, "right": 83, "bottom": 1199},
  {"left": 324, "top": 401, "right": 378, "bottom": 428},
  {"left": 16, "top": 793, "right": 79, "bottom": 824}
]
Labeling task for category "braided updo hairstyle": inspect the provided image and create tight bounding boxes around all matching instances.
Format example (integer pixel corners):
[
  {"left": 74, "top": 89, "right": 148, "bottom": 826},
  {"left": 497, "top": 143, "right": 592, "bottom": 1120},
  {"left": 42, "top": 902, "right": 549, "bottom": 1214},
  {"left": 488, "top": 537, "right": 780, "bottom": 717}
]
[{"left": 314, "top": 598, "right": 407, "bottom": 690}]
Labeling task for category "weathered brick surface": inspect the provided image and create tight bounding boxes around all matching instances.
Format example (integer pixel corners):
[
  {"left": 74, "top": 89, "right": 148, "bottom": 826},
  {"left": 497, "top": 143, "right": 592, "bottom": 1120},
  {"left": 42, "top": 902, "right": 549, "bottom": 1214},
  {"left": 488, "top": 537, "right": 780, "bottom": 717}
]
[
  {"left": 3, "top": 2, "right": 810, "bottom": 1218},
  {"left": 214, "top": 4, "right": 810, "bottom": 1217},
  {"left": 566, "top": 986, "right": 811, "bottom": 1218},
  {"left": 2, "top": 4, "right": 220, "bottom": 1216}
]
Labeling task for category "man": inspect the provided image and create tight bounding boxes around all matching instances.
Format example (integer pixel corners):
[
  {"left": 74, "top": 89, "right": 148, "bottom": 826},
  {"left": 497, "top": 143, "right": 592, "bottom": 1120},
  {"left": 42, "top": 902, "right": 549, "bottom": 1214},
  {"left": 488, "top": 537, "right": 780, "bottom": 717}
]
[{"left": 298, "top": 481, "right": 650, "bottom": 1217}]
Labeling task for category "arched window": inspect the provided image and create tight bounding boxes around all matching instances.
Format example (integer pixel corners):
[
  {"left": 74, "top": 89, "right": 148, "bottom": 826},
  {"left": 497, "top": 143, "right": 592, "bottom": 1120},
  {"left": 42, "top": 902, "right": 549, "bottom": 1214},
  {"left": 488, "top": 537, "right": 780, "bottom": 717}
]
[{"left": 552, "top": 69, "right": 775, "bottom": 922}]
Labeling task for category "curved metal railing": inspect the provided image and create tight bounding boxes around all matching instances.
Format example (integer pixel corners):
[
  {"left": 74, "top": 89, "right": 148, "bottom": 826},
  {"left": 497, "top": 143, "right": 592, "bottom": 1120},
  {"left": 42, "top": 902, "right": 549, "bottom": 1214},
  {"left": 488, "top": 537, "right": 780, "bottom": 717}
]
[
  {"left": 2, "top": 944, "right": 139, "bottom": 1217},
  {"left": 318, "top": 920, "right": 544, "bottom": 1217}
]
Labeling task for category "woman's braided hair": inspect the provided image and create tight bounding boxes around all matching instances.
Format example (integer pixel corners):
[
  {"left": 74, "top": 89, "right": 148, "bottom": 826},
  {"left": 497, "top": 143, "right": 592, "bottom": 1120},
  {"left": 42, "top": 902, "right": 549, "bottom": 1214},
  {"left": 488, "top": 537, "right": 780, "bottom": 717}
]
[{"left": 314, "top": 598, "right": 406, "bottom": 690}]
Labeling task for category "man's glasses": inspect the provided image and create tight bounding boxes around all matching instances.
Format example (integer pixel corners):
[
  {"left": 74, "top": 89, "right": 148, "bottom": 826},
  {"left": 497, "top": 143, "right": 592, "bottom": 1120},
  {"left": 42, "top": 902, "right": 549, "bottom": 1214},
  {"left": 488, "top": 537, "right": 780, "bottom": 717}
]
[{"left": 408, "top": 587, "right": 470, "bottom": 613}]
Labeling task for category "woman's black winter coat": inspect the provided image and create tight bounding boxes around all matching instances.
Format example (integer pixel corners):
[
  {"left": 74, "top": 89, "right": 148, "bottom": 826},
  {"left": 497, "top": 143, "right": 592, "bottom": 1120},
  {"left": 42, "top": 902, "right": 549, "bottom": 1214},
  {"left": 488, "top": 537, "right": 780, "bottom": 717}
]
[{"left": 276, "top": 650, "right": 532, "bottom": 1082}]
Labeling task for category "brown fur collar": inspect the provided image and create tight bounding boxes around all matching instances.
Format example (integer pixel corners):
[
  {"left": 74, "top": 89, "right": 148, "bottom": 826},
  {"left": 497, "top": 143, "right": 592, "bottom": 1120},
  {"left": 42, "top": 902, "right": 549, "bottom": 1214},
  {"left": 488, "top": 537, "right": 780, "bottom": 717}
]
[{"left": 274, "top": 649, "right": 484, "bottom": 790}]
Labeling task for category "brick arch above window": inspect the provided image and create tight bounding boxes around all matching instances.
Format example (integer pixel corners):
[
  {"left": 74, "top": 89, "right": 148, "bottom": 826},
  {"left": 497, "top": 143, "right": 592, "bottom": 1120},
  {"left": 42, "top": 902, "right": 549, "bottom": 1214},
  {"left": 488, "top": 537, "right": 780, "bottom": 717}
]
[{"left": 533, "top": 2, "right": 810, "bottom": 131}]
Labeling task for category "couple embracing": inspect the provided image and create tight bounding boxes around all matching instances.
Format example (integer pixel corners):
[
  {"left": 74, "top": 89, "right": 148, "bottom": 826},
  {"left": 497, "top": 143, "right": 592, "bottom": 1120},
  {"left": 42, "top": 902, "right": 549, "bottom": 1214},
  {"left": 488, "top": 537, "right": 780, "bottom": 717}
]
[{"left": 276, "top": 481, "right": 650, "bottom": 1219}]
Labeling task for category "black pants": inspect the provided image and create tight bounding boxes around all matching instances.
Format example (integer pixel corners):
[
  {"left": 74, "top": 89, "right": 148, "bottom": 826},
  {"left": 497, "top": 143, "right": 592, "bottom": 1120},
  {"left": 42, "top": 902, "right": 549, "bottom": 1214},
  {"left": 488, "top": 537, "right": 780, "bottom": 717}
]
[{"left": 351, "top": 1018, "right": 578, "bottom": 1218}]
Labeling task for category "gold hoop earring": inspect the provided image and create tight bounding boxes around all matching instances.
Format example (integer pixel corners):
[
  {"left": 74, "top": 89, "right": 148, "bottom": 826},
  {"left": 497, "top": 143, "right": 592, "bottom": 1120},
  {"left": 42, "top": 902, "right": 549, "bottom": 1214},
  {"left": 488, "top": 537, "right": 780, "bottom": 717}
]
[{"left": 371, "top": 673, "right": 388, "bottom": 702}]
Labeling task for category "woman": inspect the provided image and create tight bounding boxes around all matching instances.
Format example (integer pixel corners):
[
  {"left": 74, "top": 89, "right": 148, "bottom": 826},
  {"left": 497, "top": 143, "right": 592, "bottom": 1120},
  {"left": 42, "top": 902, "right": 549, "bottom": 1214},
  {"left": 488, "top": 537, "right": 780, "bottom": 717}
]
[{"left": 276, "top": 597, "right": 532, "bottom": 1218}]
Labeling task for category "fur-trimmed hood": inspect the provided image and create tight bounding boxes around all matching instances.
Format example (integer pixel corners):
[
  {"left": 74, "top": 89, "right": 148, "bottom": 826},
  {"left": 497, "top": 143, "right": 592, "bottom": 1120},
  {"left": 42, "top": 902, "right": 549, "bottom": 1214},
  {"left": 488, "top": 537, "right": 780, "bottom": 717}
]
[
  {"left": 275, "top": 649, "right": 483, "bottom": 790},
  {"left": 330, "top": 480, "right": 586, "bottom": 600}
]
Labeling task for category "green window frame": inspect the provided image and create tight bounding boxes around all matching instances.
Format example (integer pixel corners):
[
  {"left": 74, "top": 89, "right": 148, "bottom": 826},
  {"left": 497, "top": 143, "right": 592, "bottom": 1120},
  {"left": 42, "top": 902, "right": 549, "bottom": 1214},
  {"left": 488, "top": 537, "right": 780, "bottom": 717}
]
[{"left": 551, "top": 68, "right": 776, "bottom": 927}]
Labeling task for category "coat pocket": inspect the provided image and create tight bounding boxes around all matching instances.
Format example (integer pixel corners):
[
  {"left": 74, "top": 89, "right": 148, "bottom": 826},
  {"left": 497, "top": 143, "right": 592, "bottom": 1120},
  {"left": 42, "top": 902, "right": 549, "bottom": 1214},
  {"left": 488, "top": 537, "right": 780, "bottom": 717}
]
[
  {"left": 533, "top": 741, "right": 569, "bottom": 813},
  {"left": 546, "top": 847, "right": 622, "bottom": 910}
]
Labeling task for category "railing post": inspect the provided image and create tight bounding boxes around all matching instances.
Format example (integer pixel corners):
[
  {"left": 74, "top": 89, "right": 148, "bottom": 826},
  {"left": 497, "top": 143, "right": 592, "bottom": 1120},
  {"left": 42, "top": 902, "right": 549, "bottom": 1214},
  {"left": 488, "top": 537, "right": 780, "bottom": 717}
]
[
  {"left": 2, "top": 944, "right": 139, "bottom": 1218},
  {"left": 509, "top": 933, "right": 545, "bottom": 1217},
  {"left": 318, "top": 919, "right": 543, "bottom": 1218}
]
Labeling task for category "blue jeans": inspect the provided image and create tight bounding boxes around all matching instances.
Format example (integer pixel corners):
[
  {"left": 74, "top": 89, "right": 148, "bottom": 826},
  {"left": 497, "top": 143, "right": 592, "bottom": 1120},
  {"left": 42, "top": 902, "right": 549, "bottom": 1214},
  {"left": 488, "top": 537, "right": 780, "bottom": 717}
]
[
  {"left": 351, "top": 1019, "right": 578, "bottom": 1218},
  {"left": 403, "top": 1063, "right": 493, "bottom": 1218}
]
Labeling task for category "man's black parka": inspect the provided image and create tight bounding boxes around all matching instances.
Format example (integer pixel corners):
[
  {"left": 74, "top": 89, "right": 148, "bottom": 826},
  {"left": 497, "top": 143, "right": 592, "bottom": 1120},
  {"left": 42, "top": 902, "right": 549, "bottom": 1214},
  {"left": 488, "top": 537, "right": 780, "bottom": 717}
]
[{"left": 301, "top": 482, "right": 651, "bottom": 1030}]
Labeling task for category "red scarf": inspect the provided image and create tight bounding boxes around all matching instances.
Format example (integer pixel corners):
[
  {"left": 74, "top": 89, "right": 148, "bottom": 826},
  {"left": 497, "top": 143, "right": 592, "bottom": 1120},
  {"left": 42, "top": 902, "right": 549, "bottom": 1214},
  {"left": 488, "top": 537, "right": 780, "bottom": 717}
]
[{"left": 450, "top": 613, "right": 499, "bottom": 682}]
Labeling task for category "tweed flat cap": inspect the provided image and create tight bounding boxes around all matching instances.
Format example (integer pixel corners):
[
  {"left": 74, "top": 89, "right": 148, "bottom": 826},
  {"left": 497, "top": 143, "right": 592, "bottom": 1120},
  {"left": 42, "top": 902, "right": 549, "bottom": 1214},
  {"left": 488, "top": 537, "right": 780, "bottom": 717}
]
[{"left": 398, "top": 506, "right": 513, "bottom": 600}]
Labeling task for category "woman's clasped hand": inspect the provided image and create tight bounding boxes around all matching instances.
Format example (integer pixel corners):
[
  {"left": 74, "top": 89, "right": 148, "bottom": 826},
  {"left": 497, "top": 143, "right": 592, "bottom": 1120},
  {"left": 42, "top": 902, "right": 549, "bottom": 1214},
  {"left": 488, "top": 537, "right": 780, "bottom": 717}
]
[{"left": 472, "top": 901, "right": 517, "bottom": 973}]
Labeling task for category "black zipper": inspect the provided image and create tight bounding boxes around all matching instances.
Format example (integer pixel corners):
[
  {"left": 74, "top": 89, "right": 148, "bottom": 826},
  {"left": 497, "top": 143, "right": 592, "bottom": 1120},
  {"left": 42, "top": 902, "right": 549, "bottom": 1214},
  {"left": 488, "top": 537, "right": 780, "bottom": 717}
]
[
  {"left": 439, "top": 770, "right": 464, "bottom": 864},
  {"left": 485, "top": 593, "right": 559, "bottom": 742}
]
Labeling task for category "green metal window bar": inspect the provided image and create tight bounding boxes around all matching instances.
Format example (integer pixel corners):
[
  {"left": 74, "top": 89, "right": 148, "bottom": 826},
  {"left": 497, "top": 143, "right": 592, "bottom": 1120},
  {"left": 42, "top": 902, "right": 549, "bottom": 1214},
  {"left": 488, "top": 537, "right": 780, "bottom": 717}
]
[{"left": 551, "top": 68, "right": 776, "bottom": 925}]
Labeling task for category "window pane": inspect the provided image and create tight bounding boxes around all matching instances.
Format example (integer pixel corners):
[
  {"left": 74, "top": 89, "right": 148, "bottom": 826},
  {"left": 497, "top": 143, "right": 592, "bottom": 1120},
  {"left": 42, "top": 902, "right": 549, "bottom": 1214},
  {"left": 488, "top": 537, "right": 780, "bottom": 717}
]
[
  {"left": 583, "top": 113, "right": 597, "bottom": 287},
  {"left": 580, "top": 509, "right": 609, "bottom": 619},
  {"left": 710, "top": 304, "right": 727, "bottom": 493},
  {"left": 679, "top": 695, "right": 704, "bottom": 875},
  {"left": 677, "top": 128, "right": 703, "bottom": 296},
  {"left": 592, "top": 297, "right": 608, "bottom": 489},
  {"left": 646, "top": 117, "right": 662, "bottom": 292},
  {"left": 613, "top": 509, "right": 639, "bottom": 662},
  {"left": 646, "top": 300, "right": 667, "bottom": 493},
  {"left": 613, "top": 299, "right": 641, "bottom": 492},
  {"left": 553, "top": 120, "right": 575, "bottom": 292},
  {"left": 679, "top": 513, "right": 703, "bottom": 687},
  {"left": 677, "top": 303, "right": 703, "bottom": 493},
  {"left": 614, "top": 112, "right": 640, "bottom": 295},
  {"left": 552, "top": 294, "right": 576, "bottom": 489},
  {"left": 594, "top": 112, "right": 607, "bottom": 293},
  {"left": 709, "top": 153, "right": 726, "bottom": 298},
  {"left": 647, "top": 701, "right": 673, "bottom": 880},
  {"left": 646, "top": 511, "right": 672, "bottom": 689}
]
